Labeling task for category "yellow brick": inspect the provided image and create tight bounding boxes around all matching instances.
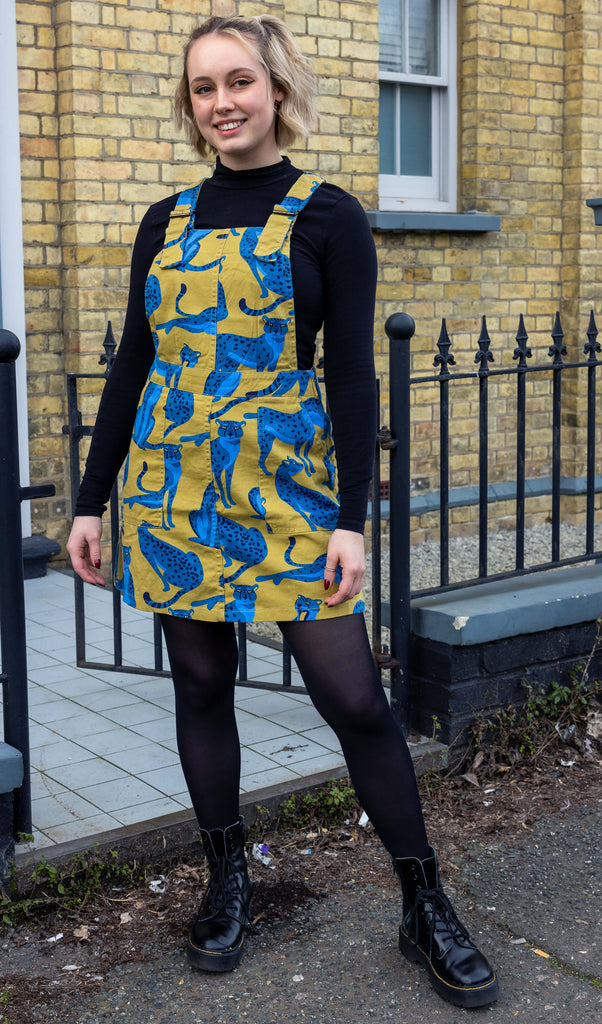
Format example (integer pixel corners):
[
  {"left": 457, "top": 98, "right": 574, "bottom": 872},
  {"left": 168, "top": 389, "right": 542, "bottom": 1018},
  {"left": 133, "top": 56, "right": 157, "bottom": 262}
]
[{"left": 307, "top": 17, "right": 350, "bottom": 38}]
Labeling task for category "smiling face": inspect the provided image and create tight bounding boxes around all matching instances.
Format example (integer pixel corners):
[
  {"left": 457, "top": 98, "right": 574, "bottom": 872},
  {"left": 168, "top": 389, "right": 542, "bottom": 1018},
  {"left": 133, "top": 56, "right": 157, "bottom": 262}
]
[{"left": 187, "top": 32, "right": 284, "bottom": 171}]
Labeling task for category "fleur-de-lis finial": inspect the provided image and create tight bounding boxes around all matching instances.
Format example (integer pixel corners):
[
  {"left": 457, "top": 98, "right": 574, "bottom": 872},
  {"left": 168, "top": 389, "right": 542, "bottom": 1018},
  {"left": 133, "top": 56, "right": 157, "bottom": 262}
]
[
  {"left": 433, "top": 318, "right": 456, "bottom": 376},
  {"left": 584, "top": 309, "right": 601, "bottom": 364},
  {"left": 548, "top": 311, "right": 566, "bottom": 366},
  {"left": 474, "top": 315, "right": 494, "bottom": 370},
  {"left": 99, "top": 321, "right": 117, "bottom": 378},
  {"left": 512, "top": 313, "right": 532, "bottom": 367}
]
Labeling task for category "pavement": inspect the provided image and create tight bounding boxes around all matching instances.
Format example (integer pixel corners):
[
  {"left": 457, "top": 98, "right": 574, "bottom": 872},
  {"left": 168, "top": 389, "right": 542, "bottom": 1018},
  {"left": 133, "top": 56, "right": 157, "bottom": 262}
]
[
  {"left": 73, "top": 800, "right": 601, "bottom": 1024},
  {"left": 7, "top": 568, "right": 438, "bottom": 862},
  {"left": 3, "top": 782, "right": 600, "bottom": 1023}
]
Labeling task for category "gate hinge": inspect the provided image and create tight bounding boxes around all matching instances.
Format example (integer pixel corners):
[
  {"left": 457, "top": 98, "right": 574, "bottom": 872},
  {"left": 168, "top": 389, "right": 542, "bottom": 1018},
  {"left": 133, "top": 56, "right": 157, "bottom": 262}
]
[
  {"left": 377, "top": 426, "right": 398, "bottom": 450},
  {"left": 372, "top": 644, "right": 400, "bottom": 671}
]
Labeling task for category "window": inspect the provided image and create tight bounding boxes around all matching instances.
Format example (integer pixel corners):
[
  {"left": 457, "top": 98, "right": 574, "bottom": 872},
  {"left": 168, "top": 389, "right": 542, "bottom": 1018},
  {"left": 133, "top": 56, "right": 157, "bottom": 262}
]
[{"left": 378, "top": 0, "right": 457, "bottom": 212}]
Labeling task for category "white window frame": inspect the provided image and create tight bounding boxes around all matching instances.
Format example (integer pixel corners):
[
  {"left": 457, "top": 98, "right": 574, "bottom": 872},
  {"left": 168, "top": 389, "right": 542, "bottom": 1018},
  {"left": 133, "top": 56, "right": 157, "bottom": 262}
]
[{"left": 378, "top": 0, "right": 457, "bottom": 213}]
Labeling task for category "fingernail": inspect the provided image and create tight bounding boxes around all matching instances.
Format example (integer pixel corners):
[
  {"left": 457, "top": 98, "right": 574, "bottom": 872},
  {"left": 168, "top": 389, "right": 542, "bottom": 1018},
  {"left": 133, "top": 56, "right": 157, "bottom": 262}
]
[
  {"left": 324, "top": 580, "right": 330, "bottom": 590},
  {"left": 94, "top": 560, "right": 101, "bottom": 569}
]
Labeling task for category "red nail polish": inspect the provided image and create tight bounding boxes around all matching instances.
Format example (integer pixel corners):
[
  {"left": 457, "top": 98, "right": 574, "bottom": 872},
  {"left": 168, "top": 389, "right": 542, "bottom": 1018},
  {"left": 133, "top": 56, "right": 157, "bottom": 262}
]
[
  {"left": 94, "top": 560, "right": 101, "bottom": 569},
  {"left": 324, "top": 580, "right": 330, "bottom": 590}
]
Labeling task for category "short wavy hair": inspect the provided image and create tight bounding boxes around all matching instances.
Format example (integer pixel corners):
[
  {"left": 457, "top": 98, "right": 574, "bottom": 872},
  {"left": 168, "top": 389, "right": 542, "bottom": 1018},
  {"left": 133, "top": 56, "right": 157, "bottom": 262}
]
[{"left": 174, "top": 14, "right": 316, "bottom": 158}]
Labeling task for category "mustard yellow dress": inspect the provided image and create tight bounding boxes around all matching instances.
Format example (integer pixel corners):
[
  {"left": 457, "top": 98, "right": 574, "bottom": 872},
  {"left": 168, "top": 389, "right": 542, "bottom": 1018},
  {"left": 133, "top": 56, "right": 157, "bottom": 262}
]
[{"left": 114, "top": 173, "right": 365, "bottom": 623}]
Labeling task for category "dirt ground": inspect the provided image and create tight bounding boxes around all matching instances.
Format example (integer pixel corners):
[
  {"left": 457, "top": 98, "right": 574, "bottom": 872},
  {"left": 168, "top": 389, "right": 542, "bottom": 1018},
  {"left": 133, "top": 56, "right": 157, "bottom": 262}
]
[{"left": 1, "top": 748, "right": 601, "bottom": 1024}]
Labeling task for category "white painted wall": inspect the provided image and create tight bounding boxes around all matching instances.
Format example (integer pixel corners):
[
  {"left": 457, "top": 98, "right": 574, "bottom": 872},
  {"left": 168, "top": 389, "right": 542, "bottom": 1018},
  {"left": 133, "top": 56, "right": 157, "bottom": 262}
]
[{"left": 0, "top": 0, "right": 31, "bottom": 534}]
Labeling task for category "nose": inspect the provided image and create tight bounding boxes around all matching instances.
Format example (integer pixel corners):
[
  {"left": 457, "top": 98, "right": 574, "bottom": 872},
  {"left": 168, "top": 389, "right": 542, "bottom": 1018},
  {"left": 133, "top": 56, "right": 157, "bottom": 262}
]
[{"left": 215, "top": 86, "right": 235, "bottom": 112}]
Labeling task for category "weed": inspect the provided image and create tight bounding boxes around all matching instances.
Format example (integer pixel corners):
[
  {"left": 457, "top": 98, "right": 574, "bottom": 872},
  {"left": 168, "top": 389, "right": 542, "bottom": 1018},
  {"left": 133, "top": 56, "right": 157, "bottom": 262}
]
[
  {"left": 273, "top": 778, "right": 360, "bottom": 831},
  {"left": 0, "top": 847, "right": 148, "bottom": 931},
  {"left": 468, "top": 663, "right": 601, "bottom": 776}
]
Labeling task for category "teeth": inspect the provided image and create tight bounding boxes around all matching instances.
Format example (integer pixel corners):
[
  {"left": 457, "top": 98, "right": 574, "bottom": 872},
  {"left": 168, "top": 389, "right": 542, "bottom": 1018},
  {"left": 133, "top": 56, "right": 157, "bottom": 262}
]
[{"left": 218, "top": 121, "right": 244, "bottom": 131}]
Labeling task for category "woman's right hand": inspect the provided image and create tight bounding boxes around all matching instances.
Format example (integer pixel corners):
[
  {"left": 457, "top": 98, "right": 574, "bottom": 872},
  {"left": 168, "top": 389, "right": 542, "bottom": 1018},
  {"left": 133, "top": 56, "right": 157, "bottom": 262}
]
[{"left": 66, "top": 516, "right": 106, "bottom": 586}]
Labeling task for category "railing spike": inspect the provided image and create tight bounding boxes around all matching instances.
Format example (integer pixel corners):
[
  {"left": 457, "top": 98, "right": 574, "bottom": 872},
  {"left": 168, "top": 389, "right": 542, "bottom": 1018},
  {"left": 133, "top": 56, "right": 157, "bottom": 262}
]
[
  {"left": 433, "top": 317, "right": 456, "bottom": 375},
  {"left": 474, "top": 313, "right": 494, "bottom": 368},
  {"left": 99, "top": 320, "right": 117, "bottom": 378},
  {"left": 584, "top": 308, "right": 600, "bottom": 363},
  {"left": 548, "top": 310, "right": 566, "bottom": 366},
  {"left": 513, "top": 313, "right": 532, "bottom": 366}
]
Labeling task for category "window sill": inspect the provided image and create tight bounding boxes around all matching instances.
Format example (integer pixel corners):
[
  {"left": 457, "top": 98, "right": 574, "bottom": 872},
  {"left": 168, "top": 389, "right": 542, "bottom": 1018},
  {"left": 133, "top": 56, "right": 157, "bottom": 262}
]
[{"left": 366, "top": 211, "right": 501, "bottom": 232}]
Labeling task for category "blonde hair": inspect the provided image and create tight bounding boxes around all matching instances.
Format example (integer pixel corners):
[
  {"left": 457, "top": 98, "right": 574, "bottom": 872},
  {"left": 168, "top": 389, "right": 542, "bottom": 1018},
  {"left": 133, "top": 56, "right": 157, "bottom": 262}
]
[{"left": 174, "top": 14, "right": 316, "bottom": 157}]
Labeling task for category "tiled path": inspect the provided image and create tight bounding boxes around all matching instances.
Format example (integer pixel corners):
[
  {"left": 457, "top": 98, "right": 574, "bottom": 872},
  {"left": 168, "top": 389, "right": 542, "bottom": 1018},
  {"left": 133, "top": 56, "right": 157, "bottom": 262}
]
[{"left": 12, "top": 570, "right": 347, "bottom": 851}]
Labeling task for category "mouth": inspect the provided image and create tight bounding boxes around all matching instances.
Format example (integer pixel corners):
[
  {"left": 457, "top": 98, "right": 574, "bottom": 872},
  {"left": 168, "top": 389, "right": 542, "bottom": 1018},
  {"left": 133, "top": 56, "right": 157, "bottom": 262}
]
[{"left": 215, "top": 119, "right": 246, "bottom": 133}]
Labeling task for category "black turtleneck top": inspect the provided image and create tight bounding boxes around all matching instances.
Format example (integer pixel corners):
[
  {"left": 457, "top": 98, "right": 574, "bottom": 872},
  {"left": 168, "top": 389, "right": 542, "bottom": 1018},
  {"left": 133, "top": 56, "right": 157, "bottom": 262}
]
[{"left": 75, "top": 157, "right": 378, "bottom": 534}]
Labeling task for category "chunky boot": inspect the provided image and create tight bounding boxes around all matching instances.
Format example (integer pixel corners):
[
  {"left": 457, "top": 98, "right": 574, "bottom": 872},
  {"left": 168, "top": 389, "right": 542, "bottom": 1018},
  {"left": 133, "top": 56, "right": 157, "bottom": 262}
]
[
  {"left": 187, "top": 817, "right": 253, "bottom": 972},
  {"left": 394, "top": 846, "right": 499, "bottom": 1008}
]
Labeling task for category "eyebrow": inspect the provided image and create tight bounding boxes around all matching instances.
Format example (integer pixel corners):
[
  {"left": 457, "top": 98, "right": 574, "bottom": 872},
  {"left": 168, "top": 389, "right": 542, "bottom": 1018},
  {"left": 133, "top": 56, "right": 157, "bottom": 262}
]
[{"left": 189, "top": 67, "right": 257, "bottom": 86}]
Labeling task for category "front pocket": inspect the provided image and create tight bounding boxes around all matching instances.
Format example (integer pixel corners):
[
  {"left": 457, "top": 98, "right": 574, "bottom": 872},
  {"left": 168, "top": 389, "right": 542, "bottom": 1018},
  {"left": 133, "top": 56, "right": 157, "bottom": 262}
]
[
  {"left": 258, "top": 393, "right": 340, "bottom": 535},
  {"left": 121, "top": 385, "right": 169, "bottom": 529}
]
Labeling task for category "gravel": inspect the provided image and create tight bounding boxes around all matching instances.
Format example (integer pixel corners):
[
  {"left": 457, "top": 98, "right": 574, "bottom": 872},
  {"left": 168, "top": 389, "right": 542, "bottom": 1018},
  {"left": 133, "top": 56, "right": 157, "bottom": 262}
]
[{"left": 250, "top": 521, "right": 602, "bottom": 647}]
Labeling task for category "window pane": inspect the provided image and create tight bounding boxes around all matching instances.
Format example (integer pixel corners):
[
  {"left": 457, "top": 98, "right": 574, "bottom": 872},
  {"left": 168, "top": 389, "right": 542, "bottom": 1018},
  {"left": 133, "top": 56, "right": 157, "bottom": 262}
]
[
  {"left": 399, "top": 84, "right": 431, "bottom": 176},
  {"left": 408, "top": 0, "right": 439, "bottom": 75},
  {"left": 379, "top": 82, "right": 397, "bottom": 174},
  {"left": 379, "top": 0, "right": 440, "bottom": 75},
  {"left": 379, "top": 0, "right": 404, "bottom": 74}
]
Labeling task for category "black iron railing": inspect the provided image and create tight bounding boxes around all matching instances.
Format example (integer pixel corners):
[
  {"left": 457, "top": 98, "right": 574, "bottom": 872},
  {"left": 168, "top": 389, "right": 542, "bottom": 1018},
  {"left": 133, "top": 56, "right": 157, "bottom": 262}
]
[{"left": 384, "top": 310, "right": 602, "bottom": 732}]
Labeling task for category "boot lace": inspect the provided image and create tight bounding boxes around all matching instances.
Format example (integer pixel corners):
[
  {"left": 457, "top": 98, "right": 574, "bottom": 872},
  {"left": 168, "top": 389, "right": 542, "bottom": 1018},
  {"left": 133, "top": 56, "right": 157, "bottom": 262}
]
[
  {"left": 199, "top": 855, "right": 252, "bottom": 927},
  {"left": 409, "top": 888, "right": 473, "bottom": 951}
]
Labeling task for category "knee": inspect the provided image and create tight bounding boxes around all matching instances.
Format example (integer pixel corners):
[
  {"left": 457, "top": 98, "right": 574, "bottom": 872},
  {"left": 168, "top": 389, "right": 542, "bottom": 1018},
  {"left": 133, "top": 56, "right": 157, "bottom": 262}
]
[
  {"left": 170, "top": 653, "right": 237, "bottom": 717},
  {"left": 322, "top": 689, "right": 392, "bottom": 737}
]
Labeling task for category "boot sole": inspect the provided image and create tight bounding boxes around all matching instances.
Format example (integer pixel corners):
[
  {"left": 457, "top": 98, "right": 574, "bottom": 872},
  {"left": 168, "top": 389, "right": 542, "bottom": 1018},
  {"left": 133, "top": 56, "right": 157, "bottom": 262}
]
[
  {"left": 399, "top": 926, "right": 499, "bottom": 1008},
  {"left": 187, "top": 931, "right": 245, "bottom": 972}
]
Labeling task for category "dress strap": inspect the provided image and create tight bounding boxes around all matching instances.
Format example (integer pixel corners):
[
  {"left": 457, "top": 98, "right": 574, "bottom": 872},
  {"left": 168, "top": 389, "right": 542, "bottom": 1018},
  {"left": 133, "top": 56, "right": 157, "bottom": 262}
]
[
  {"left": 161, "top": 180, "right": 204, "bottom": 251},
  {"left": 253, "top": 173, "right": 324, "bottom": 261}
]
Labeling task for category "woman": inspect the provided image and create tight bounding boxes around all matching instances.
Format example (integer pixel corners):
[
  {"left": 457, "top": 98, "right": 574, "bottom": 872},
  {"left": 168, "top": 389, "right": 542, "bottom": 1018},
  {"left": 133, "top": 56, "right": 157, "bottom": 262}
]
[{"left": 67, "top": 14, "right": 498, "bottom": 1008}]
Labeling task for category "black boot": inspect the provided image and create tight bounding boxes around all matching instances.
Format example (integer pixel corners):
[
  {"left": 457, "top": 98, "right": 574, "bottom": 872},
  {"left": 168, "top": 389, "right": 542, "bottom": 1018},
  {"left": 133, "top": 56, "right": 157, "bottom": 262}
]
[
  {"left": 394, "top": 846, "right": 499, "bottom": 1008},
  {"left": 187, "top": 817, "right": 253, "bottom": 972}
]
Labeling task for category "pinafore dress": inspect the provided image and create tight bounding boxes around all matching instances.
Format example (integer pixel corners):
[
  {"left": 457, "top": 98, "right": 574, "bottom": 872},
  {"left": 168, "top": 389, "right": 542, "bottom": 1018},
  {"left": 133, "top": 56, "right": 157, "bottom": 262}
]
[{"left": 114, "top": 172, "right": 365, "bottom": 623}]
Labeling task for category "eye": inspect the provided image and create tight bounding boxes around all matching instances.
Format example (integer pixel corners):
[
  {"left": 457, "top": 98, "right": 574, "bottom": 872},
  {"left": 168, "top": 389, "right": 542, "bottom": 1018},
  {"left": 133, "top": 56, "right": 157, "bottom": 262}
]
[
  {"left": 233, "top": 77, "right": 252, "bottom": 88},
  {"left": 193, "top": 84, "right": 212, "bottom": 96}
]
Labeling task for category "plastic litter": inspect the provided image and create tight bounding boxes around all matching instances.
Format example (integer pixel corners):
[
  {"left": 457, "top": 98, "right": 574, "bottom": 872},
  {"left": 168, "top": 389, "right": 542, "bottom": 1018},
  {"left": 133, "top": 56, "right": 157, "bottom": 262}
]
[{"left": 252, "top": 842, "right": 272, "bottom": 866}]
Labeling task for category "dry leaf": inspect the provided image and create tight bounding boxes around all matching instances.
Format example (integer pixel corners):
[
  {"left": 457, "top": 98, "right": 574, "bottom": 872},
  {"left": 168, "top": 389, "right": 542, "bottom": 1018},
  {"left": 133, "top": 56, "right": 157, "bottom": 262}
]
[
  {"left": 120, "top": 912, "right": 133, "bottom": 925},
  {"left": 461, "top": 772, "right": 480, "bottom": 788},
  {"left": 73, "top": 925, "right": 89, "bottom": 942}
]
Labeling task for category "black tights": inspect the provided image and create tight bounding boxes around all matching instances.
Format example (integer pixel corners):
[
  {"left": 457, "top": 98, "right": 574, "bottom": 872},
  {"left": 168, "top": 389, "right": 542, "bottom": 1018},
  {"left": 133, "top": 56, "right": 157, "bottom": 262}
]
[{"left": 160, "top": 613, "right": 430, "bottom": 860}]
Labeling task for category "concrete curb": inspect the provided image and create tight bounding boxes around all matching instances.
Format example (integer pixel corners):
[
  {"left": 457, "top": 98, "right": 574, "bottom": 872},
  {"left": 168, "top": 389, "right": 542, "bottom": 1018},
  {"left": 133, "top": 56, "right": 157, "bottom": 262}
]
[{"left": 13, "top": 737, "right": 447, "bottom": 886}]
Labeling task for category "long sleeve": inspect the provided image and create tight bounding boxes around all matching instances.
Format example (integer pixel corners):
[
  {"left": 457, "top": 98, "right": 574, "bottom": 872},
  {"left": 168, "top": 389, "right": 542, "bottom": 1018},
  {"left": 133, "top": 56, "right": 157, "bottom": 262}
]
[
  {"left": 73, "top": 208, "right": 164, "bottom": 516},
  {"left": 320, "top": 193, "right": 378, "bottom": 534}
]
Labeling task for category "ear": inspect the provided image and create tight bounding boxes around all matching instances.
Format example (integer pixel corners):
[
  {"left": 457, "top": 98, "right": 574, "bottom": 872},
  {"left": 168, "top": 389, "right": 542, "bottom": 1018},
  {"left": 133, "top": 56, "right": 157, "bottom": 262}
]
[{"left": 272, "top": 84, "right": 285, "bottom": 104}]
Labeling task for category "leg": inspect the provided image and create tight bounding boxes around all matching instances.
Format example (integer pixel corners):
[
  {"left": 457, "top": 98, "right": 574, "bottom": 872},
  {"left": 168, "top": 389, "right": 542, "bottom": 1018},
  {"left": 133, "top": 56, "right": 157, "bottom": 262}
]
[
  {"left": 280, "top": 613, "right": 498, "bottom": 1008},
  {"left": 160, "top": 614, "right": 252, "bottom": 972},
  {"left": 160, "top": 614, "right": 240, "bottom": 829},
  {"left": 279, "top": 612, "right": 429, "bottom": 858}
]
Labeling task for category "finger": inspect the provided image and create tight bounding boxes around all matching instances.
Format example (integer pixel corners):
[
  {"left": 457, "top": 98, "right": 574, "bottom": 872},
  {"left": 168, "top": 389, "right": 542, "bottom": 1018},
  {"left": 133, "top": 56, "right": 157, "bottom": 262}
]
[
  {"left": 325, "top": 571, "right": 362, "bottom": 607},
  {"left": 87, "top": 536, "right": 102, "bottom": 571},
  {"left": 68, "top": 546, "right": 106, "bottom": 587},
  {"left": 323, "top": 558, "right": 339, "bottom": 591}
]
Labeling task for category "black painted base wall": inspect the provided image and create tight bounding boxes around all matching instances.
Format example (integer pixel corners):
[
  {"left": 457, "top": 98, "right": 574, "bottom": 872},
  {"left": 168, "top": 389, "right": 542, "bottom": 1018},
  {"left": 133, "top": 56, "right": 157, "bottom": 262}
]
[{"left": 409, "top": 619, "right": 602, "bottom": 745}]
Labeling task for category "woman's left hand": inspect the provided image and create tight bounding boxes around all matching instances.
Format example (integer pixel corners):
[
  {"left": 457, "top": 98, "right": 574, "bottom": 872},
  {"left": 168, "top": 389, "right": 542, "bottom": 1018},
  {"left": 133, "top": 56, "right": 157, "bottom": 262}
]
[{"left": 323, "top": 528, "right": 366, "bottom": 607}]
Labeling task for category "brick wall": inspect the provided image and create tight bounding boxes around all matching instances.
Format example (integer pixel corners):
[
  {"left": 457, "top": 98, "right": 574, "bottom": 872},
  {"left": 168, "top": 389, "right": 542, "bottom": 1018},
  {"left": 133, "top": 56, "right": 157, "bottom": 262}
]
[{"left": 15, "top": 0, "right": 602, "bottom": 554}]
